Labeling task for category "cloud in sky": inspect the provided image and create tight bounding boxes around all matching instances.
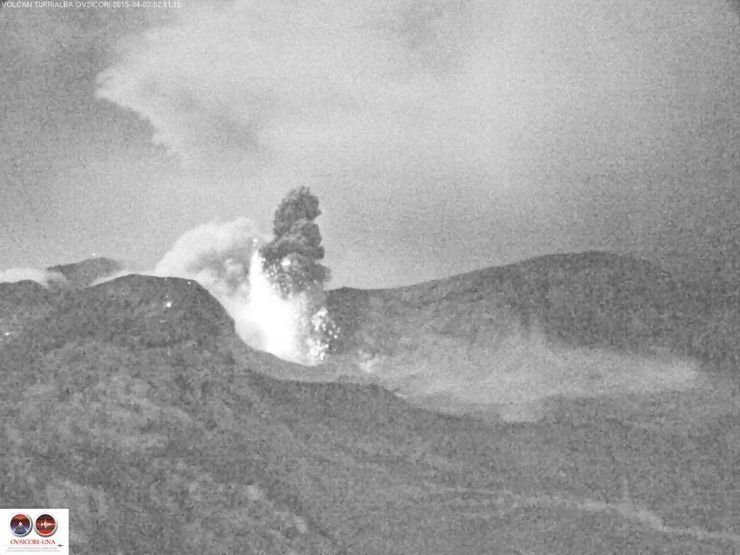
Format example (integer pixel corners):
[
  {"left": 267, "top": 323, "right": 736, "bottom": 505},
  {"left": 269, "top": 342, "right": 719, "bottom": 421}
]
[
  {"left": 0, "top": 268, "right": 67, "bottom": 287},
  {"left": 95, "top": 0, "right": 739, "bottom": 286},
  {"left": 97, "top": 0, "right": 736, "bottom": 168}
]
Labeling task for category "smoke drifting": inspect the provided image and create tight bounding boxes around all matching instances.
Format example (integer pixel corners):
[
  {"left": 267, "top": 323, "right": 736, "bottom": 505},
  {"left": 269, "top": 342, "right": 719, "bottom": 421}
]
[
  {"left": 0, "top": 267, "right": 67, "bottom": 288},
  {"left": 97, "top": 0, "right": 717, "bottom": 172},
  {"left": 93, "top": 0, "right": 739, "bottom": 287},
  {"left": 153, "top": 218, "right": 334, "bottom": 365},
  {"left": 154, "top": 218, "right": 265, "bottom": 296}
]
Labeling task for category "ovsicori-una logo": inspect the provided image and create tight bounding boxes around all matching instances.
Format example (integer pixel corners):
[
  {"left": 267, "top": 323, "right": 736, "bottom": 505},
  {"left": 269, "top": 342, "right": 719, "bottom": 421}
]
[{"left": 9, "top": 513, "right": 32, "bottom": 537}]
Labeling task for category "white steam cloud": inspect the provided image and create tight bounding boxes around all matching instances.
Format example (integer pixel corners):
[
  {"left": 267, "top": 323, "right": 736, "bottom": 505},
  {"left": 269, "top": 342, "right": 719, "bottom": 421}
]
[
  {"left": 0, "top": 268, "right": 67, "bottom": 288},
  {"left": 97, "top": 0, "right": 716, "bottom": 176},
  {"left": 94, "top": 0, "right": 737, "bottom": 286},
  {"left": 153, "top": 218, "right": 333, "bottom": 365}
]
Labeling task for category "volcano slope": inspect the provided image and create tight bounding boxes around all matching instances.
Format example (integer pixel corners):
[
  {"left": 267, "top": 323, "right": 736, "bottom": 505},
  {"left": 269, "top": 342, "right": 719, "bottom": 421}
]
[
  {"left": 325, "top": 251, "right": 739, "bottom": 420},
  {"left": 0, "top": 256, "right": 738, "bottom": 553}
]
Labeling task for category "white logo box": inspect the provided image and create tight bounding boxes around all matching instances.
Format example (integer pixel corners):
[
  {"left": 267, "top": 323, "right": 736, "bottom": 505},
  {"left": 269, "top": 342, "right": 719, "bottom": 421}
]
[{"left": 0, "top": 509, "right": 68, "bottom": 555}]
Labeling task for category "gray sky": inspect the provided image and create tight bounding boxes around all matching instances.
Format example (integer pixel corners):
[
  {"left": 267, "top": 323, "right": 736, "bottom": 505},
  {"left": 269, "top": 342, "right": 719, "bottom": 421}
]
[{"left": 1, "top": 0, "right": 738, "bottom": 287}]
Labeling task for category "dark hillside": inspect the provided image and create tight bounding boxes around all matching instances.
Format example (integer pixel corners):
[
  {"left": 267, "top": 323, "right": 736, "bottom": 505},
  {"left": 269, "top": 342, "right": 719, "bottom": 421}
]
[
  {"left": 0, "top": 257, "right": 125, "bottom": 344},
  {"left": 0, "top": 260, "right": 738, "bottom": 553},
  {"left": 0, "top": 276, "right": 339, "bottom": 552},
  {"left": 0, "top": 280, "right": 59, "bottom": 341},
  {"left": 328, "top": 251, "right": 739, "bottom": 370}
]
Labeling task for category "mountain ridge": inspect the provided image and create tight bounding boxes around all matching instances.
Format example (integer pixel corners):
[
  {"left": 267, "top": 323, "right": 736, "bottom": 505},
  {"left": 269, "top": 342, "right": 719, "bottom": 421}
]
[
  {"left": 47, "top": 257, "right": 122, "bottom": 289},
  {"left": 328, "top": 249, "right": 738, "bottom": 368},
  {"left": 1, "top": 250, "right": 738, "bottom": 552}
]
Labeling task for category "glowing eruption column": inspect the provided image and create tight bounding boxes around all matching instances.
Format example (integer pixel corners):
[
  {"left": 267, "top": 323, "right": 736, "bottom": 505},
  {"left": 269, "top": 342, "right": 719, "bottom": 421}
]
[
  {"left": 241, "top": 251, "right": 305, "bottom": 361},
  {"left": 153, "top": 218, "right": 334, "bottom": 366},
  {"left": 229, "top": 251, "right": 332, "bottom": 366}
]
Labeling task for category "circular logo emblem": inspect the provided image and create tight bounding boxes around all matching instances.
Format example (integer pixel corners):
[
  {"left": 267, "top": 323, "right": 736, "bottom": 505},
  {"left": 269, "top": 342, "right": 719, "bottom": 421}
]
[
  {"left": 34, "top": 514, "right": 57, "bottom": 537},
  {"left": 10, "top": 514, "right": 32, "bottom": 537}
]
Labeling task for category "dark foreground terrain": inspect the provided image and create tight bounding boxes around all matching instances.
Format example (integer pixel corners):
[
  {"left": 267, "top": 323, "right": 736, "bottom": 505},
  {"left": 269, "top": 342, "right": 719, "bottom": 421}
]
[{"left": 0, "top": 253, "right": 738, "bottom": 553}]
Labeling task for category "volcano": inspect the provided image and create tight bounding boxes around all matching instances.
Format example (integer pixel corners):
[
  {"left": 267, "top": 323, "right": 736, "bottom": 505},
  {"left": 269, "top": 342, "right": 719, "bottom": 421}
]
[{"left": 0, "top": 253, "right": 738, "bottom": 553}]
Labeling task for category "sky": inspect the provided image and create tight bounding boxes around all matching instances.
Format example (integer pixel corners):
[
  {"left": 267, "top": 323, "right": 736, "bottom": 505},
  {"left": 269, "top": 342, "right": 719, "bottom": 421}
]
[{"left": 1, "top": 0, "right": 738, "bottom": 288}]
